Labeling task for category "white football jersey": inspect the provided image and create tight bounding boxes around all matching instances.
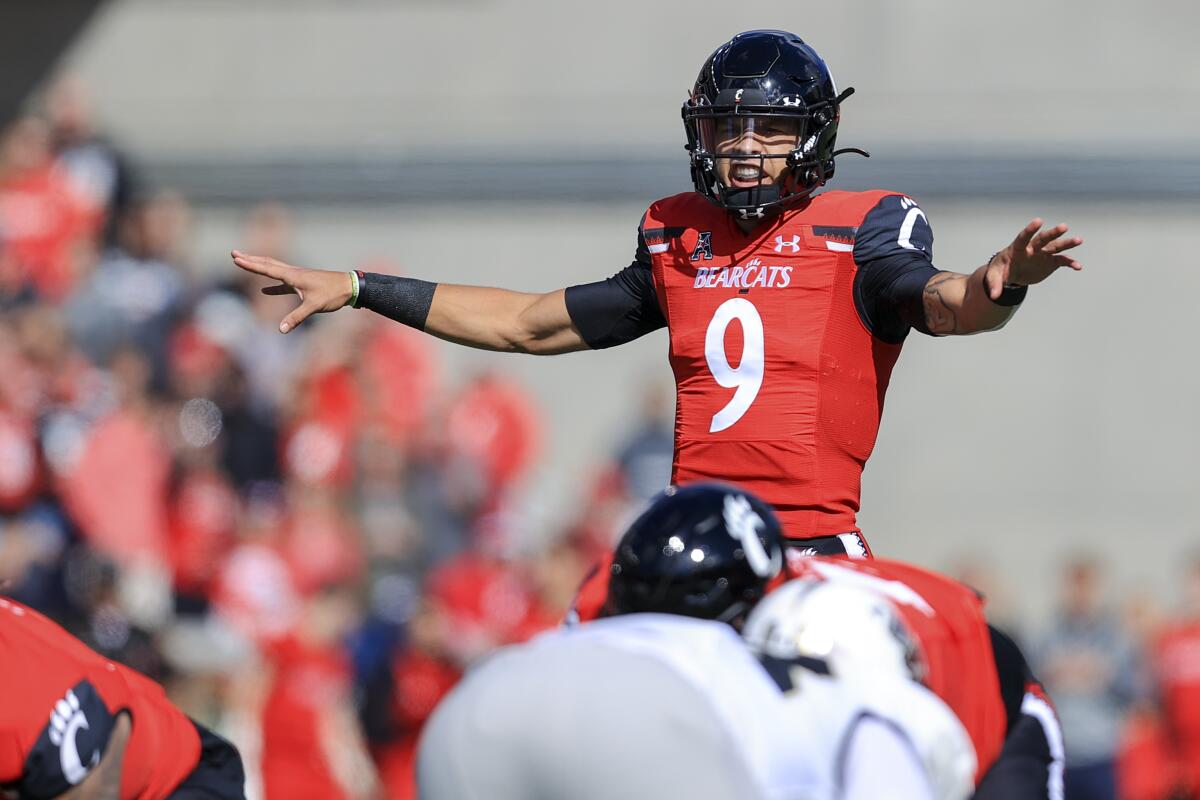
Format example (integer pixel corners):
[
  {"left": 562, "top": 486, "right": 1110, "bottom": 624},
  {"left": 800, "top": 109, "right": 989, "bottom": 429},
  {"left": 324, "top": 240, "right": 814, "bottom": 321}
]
[{"left": 417, "top": 613, "right": 974, "bottom": 800}]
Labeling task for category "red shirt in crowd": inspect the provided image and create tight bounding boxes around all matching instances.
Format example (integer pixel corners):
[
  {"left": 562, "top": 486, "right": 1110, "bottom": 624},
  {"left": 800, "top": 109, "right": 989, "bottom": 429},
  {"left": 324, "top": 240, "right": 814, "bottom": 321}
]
[
  {"left": 259, "top": 634, "right": 352, "bottom": 800},
  {"left": 0, "top": 163, "right": 92, "bottom": 301},
  {"left": 1154, "top": 620, "right": 1200, "bottom": 786}
]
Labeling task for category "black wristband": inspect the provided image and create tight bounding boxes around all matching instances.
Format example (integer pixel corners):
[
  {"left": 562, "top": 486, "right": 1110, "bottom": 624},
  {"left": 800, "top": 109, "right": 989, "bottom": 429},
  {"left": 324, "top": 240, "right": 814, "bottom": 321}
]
[
  {"left": 982, "top": 256, "right": 1028, "bottom": 307},
  {"left": 991, "top": 283, "right": 1028, "bottom": 307},
  {"left": 358, "top": 272, "right": 438, "bottom": 330}
]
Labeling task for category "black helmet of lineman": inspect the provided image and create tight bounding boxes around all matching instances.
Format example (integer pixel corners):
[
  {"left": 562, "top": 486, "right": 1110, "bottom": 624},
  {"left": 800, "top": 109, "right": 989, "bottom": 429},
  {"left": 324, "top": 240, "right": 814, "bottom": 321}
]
[
  {"left": 604, "top": 482, "right": 785, "bottom": 625},
  {"left": 682, "top": 29, "right": 864, "bottom": 220}
]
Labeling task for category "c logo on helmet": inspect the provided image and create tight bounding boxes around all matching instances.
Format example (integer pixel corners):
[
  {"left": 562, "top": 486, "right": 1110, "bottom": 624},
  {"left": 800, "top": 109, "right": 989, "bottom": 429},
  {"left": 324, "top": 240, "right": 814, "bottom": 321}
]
[{"left": 723, "top": 495, "right": 781, "bottom": 578}]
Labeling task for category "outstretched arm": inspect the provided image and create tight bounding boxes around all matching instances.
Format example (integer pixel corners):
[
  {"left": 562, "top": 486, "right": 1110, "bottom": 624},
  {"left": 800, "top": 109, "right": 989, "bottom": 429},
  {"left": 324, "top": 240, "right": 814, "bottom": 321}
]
[
  {"left": 921, "top": 219, "right": 1083, "bottom": 336},
  {"left": 230, "top": 252, "right": 587, "bottom": 355}
]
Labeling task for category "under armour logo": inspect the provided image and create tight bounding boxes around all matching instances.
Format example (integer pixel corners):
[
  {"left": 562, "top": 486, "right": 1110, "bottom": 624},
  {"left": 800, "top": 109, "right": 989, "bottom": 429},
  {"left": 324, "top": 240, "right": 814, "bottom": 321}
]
[
  {"left": 738, "top": 208, "right": 766, "bottom": 220},
  {"left": 780, "top": 96, "right": 802, "bottom": 107},
  {"left": 724, "top": 495, "right": 781, "bottom": 579},
  {"left": 690, "top": 231, "right": 713, "bottom": 262},
  {"left": 774, "top": 235, "right": 801, "bottom": 254}
]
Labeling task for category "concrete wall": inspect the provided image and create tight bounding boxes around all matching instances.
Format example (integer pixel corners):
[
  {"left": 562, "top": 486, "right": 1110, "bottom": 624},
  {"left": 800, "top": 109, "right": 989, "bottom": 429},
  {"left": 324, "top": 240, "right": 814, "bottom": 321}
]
[{"left": 56, "top": 0, "right": 1200, "bottom": 158}]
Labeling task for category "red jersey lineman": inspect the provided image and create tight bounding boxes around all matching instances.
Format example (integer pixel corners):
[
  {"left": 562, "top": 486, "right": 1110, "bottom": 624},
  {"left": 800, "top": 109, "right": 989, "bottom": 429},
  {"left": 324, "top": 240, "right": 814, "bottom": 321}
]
[
  {"left": 0, "top": 597, "right": 245, "bottom": 799},
  {"left": 232, "top": 30, "right": 1083, "bottom": 553},
  {"left": 757, "top": 557, "right": 1065, "bottom": 798}
]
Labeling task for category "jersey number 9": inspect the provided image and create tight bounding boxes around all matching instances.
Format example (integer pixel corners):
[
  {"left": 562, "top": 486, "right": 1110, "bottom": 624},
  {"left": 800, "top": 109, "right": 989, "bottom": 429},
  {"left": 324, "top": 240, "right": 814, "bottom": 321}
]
[{"left": 705, "top": 298, "right": 765, "bottom": 432}]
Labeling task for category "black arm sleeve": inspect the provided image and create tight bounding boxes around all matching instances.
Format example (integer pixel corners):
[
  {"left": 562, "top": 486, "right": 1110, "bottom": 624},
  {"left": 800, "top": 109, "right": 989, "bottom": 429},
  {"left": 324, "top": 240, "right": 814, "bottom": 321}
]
[
  {"left": 989, "top": 624, "right": 1034, "bottom": 735},
  {"left": 358, "top": 274, "right": 437, "bottom": 330},
  {"left": 973, "top": 625, "right": 1059, "bottom": 800},
  {"left": 563, "top": 227, "right": 666, "bottom": 349},
  {"left": 972, "top": 713, "right": 1057, "bottom": 800},
  {"left": 852, "top": 194, "right": 939, "bottom": 344}
]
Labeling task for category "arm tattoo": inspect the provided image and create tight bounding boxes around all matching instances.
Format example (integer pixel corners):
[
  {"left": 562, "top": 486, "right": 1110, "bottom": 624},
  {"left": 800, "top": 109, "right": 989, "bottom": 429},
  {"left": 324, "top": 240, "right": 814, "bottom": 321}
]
[{"left": 922, "top": 271, "right": 965, "bottom": 335}]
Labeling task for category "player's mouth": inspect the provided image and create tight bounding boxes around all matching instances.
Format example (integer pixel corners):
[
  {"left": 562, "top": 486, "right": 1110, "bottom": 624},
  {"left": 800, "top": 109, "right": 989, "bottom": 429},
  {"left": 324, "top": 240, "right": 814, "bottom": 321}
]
[{"left": 728, "top": 162, "right": 772, "bottom": 189}]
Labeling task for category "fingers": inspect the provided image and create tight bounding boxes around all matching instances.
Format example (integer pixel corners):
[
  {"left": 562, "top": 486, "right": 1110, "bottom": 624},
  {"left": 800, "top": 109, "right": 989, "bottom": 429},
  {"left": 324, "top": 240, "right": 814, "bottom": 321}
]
[
  {"left": 983, "top": 261, "right": 1005, "bottom": 300},
  {"left": 1029, "top": 223, "right": 1069, "bottom": 251},
  {"left": 279, "top": 301, "right": 317, "bottom": 334},
  {"left": 232, "top": 250, "right": 292, "bottom": 282},
  {"left": 1052, "top": 254, "right": 1084, "bottom": 271},
  {"left": 1012, "top": 219, "right": 1043, "bottom": 252},
  {"left": 1040, "top": 233, "right": 1084, "bottom": 255}
]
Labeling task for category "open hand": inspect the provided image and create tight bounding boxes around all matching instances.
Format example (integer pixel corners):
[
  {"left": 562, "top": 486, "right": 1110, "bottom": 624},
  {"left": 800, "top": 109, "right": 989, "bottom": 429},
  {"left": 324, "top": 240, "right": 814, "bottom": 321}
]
[
  {"left": 984, "top": 220, "right": 1083, "bottom": 300},
  {"left": 231, "top": 251, "right": 355, "bottom": 333}
]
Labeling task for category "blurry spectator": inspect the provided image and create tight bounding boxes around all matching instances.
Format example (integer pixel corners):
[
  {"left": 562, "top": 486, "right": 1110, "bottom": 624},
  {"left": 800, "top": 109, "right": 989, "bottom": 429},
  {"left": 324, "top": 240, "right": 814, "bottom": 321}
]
[
  {"left": 443, "top": 371, "right": 541, "bottom": 507},
  {"left": 213, "top": 485, "right": 301, "bottom": 645},
  {"left": 44, "top": 73, "right": 138, "bottom": 245},
  {"left": 260, "top": 580, "right": 380, "bottom": 800},
  {"left": 282, "top": 483, "right": 364, "bottom": 597},
  {"left": 209, "top": 202, "right": 309, "bottom": 412},
  {"left": 216, "top": 361, "right": 281, "bottom": 491},
  {"left": 0, "top": 116, "right": 93, "bottom": 301},
  {"left": 66, "top": 191, "right": 189, "bottom": 388},
  {"left": 356, "top": 316, "right": 439, "bottom": 450},
  {"left": 372, "top": 600, "right": 461, "bottom": 800},
  {"left": 524, "top": 535, "right": 593, "bottom": 630},
  {"left": 168, "top": 462, "right": 240, "bottom": 612},
  {"left": 60, "top": 547, "right": 167, "bottom": 682},
  {"left": 422, "top": 509, "right": 543, "bottom": 666},
  {"left": 1152, "top": 556, "right": 1200, "bottom": 797},
  {"left": 58, "top": 347, "right": 172, "bottom": 567},
  {"left": 1036, "top": 557, "right": 1144, "bottom": 800},
  {"left": 11, "top": 304, "right": 110, "bottom": 421},
  {"left": 613, "top": 380, "right": 674, "bottom": 504}
]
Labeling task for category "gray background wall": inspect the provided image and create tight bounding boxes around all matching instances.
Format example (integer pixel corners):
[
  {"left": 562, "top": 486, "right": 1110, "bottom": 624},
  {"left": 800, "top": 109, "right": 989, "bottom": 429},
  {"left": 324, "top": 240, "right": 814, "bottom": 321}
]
[{"left": 44, "top": 0, "right": 1200, "bottom": 626}]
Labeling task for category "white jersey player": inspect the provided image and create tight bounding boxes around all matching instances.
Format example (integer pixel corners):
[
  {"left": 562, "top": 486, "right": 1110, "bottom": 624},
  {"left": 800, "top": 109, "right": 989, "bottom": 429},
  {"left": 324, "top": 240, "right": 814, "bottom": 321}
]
[{"left": 417, "top": 612, "right": 975, "bottom": 800}]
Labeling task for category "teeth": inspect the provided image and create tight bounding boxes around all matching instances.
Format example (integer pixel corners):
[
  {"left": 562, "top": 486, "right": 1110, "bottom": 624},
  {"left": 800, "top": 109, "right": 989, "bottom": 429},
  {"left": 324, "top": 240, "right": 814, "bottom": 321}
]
[{"left": 733, "top": 166, "right": 760, "bottom": 180}]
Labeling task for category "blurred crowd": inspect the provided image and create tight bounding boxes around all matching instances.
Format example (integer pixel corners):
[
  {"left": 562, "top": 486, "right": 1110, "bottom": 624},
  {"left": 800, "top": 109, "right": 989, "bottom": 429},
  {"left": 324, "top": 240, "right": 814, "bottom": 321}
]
[{"left": 1, "top": 76, "right": 1199, "bottom": 800}]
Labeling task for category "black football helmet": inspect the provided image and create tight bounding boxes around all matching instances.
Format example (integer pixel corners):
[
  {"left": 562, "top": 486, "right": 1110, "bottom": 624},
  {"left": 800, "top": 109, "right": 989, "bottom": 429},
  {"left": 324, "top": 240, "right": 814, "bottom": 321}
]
[
  {"left": 604, "top": 482, "right": 785, "bottom": 624},
  {"left": 682, "top": 29, "right": 866, "bottom": 220}
]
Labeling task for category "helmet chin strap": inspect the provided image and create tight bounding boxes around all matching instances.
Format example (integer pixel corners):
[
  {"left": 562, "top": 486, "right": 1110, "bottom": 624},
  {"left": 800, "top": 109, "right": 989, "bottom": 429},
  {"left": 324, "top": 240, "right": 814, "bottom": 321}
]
[{"left": 723, "top": 182, "right": 783, "bottom": 220}]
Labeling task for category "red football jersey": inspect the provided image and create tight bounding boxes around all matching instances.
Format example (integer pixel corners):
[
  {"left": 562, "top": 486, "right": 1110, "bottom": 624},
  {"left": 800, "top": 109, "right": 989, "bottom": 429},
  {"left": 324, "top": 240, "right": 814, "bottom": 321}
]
[
  {"left": 0, "top": 598, "right": 200, "bottom": 799},
  {"left": 789, "top": 557, "right": 1007, "bottom": 779},
  {"left": 642, "top": 190, "right": 912, "bottom": 539}
]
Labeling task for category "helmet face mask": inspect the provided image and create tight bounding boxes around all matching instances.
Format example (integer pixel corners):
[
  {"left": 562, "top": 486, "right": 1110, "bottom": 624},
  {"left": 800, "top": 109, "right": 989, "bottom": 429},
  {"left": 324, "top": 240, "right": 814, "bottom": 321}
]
[{"left": 683, "top": 30, "right": 850, "bottom": 220}]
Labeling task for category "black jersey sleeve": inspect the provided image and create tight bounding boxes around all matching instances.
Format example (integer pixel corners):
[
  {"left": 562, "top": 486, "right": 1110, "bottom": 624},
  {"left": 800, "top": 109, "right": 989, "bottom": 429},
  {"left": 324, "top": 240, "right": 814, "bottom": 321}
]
[
  {"left": 564, "top": 226, "right": 666, "bottom": 349},
  {"left": 20, "top": 680, "right": 120, "bottom": 799},
  {"left": 852, "top": 194, "right": 939, "bottom": 344}
]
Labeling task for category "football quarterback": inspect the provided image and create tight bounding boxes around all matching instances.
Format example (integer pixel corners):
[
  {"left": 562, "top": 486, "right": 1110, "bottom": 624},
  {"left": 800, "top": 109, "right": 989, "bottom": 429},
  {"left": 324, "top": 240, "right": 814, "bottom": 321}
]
[{"left": 233, "top": 29, "right": 1083, "bottom": 553}]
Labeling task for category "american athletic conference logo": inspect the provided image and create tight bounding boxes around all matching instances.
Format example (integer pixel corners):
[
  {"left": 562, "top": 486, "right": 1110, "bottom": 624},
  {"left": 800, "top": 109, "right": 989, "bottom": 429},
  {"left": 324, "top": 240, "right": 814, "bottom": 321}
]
[
  {"left": 773, "top": 235, "right": 801, "bottom": 254},
  {"left": 690, "top": 231, "right": 714, "bottom": 262}
]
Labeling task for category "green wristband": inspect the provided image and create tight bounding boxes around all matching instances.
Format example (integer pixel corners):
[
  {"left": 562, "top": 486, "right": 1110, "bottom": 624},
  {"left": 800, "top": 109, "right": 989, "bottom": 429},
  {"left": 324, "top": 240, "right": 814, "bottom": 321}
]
[{"left": 347, "top": 270, "right": 361, "bottom": 308}]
